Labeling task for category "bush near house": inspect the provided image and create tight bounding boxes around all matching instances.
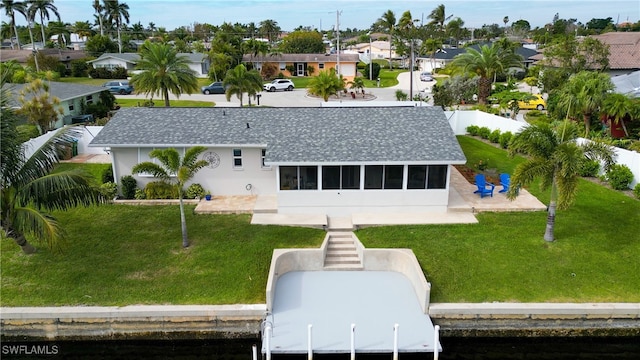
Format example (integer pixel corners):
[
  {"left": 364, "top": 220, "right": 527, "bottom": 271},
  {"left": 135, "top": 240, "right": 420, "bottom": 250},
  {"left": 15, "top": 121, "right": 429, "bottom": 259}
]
[
  {"left": 478, "top": 126, "right": 491, "bottom": 139},
  {"left": 634, "top": 183, "right": 640, "bottom": 199},
  {"left": 579, "top": 160, "right": 600, "bottom": 177},
  {"left": 488, "top": 129, "right": 501, "bottom": 143},
  {"left": 120, "top": 175, "right": 138, "bottom": 199},
  {"left": 498, "top": 131, "right": 512, "bottom": 149},
  {"left": 88, "top": 66, "right": 128, "bottom": 79},
  {"left": 185, "top": 183, "right": 206, "bottom": 199},
  {"left": 144, "top": 181, "right": 179, "bottom": 199},
  {"left": 605, "top": 164, "right": 634, "bottom": 190},
  {"left": 466, "top": 125, "right": 480, "bottom": 136}
]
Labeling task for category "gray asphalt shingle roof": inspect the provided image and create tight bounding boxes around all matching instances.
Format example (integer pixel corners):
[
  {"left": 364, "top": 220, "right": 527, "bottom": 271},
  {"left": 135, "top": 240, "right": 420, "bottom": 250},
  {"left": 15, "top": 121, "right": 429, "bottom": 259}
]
[
  {"left": 2, "top": 82, "right": 106, "bottom": 107},
  {"left": 89, "top": 107, "right": 466, "bottom": 164},
  {"left": 88, "top": 52, "right": 208, "bottom": 64}
]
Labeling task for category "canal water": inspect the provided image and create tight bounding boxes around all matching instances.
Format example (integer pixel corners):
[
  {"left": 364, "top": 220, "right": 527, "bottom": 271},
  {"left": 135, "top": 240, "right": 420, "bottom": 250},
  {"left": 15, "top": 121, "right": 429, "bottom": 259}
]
[{"left": 2, "top": 337, "right": 639, "bottom": 359}]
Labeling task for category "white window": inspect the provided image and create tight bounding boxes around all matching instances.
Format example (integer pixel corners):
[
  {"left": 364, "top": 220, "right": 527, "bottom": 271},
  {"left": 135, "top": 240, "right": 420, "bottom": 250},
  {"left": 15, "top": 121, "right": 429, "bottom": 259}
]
[
  {"left": 279, "top": 62, "right": 286, "bottom": 70},
  {"left": 233, "top": 148, "right": 243, "bottom": 168},
  {"left": 261, "top": 149, "right": 270, "bottom": 169}
]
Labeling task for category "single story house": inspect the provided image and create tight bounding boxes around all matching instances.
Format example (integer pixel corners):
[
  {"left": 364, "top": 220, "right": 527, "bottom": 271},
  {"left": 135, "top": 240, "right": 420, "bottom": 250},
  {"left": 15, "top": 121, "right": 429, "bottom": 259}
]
[
  {"left": 243, "top": 53, "right": 360, "bottom": 81},
  {"left": 3, "top": 82, "right": 107, "bottom": 129},
  {"left": 89, "top": 107, "right": 466, "bottom": 216},
  {"left": 0, "top": 49, "right": 88, "bottom": 71},
  {"left": 417, "top": 45, "right": 538, "bottom": 73},
  {"left": 591, "top": 32, "right": 640, "bottom": 76},
  {"left": 88, "top": 52, "right": 210, "bottom": 77}
]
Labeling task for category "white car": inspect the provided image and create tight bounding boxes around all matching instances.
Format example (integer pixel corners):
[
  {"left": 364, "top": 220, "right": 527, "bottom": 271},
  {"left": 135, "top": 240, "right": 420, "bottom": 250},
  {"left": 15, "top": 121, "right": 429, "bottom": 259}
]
[
  {"left": 420, "top": 72, "right": 434, "bottom": 82},
  {"left": 263, "top": 79, "right": 295, "bottom": 92}
]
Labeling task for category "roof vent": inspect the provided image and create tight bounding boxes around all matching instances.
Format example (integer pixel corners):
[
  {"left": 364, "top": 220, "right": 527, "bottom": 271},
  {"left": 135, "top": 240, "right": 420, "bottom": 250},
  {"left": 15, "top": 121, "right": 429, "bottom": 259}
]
[
  {"left": 246, "top": 122, "right": 250, "bottom": 129},
  {"left": 223, "top": 110, "right": 226, "bottom": 116}
]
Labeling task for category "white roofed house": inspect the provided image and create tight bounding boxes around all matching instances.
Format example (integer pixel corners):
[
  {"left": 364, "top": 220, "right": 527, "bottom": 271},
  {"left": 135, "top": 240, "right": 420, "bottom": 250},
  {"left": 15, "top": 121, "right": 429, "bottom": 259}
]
[
  {"left": 89, "top": 107, "right": 466, "bottom": 217},
  {"left": 88, "top": 53, "right": 210, "bottom": 77}
]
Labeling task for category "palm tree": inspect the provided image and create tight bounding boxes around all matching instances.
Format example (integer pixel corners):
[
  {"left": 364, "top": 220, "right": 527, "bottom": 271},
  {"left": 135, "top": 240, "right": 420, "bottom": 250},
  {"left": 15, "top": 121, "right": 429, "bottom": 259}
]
[
  {"left": 131, "top": 147, "right": 208, "bottom": 248},
  {"left": 1, "top": 73, "right": 104, "bottom": 254},
  {"left": 307, "top": 68, "right": 344, "bottom": 102},
  {"left": 223, "top": 64, "right": 263, "bottom": 107},
  {"left": 427, "top": 4, "right": 452, "bottom": 34},
  {"left": 1, "top": 0, "right": 26, "bottom": 49},
  {"left": 555, "top": 71, "right": 613, "bottom": 136},
  {"left": 374, "top": 10, "right": 396, "bottom": 69},
  {"left": 92, "top": 0, "right": 103, "bottom": 35},
  {"left": 259, "top": 19, "right": 280, "bottom": 43},
  {"left": 348, "top": 76, "right": 365, "bottom": 96},
  {"left": 47, "top": 20, "right": 69, "bottom": 49},
  {"left": 147, "top": 21, "right": 155, "bottom": 37},
  {"left": 450, "top": 43, "right": 523, "bottom": 104},
  {"left": 446, "top": 17, "right": 465, "bottom": 47},
  {"left": 601, "top": 93, "right": 635, "bottom": 137},
  {"left": 72, "top": 20, "right": 93, "bottom": 39},
  {"left": 27, "top": 0, "right": 60, "bottom": 45},
  {"left": 104, "top": 0, "right": 129, "bottom": 53},
  {"left": 507, "top": 121, "right": 614, "bottom": 242},
  {"left": 130, "top": 42, "right": 199, "bottom": 107}
]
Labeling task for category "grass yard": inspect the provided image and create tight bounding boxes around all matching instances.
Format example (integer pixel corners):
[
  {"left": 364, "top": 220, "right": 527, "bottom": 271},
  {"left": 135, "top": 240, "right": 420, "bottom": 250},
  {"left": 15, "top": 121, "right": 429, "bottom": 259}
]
[
  {"left": 115, "top": 98, "right": 216, "bottom": 107},
  {"left": 1, "top": 137, "right": 638, "bottom": 306}
]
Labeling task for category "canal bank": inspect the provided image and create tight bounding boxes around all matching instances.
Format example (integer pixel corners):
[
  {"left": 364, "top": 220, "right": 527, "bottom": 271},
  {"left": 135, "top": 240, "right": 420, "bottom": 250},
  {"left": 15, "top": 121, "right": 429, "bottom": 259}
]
[{"left": 2, "top": 303, "right": 639, "bottom": 341}]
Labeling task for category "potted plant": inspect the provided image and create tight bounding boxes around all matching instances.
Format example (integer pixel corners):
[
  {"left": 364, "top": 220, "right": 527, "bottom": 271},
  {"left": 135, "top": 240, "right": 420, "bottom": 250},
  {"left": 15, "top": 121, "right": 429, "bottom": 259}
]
[{"left": 205, "top": 191, "right": 212, "bottom": 201}]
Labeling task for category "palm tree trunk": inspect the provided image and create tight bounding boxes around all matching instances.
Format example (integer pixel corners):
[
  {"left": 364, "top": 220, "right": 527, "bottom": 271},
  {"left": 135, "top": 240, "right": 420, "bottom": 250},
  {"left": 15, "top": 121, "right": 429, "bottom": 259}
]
[
  {"left": 27, "top": 26, "right": 40, "bottom": 72},
  {"left": 117, "top": 24, "right": 122, "bottom": 53},
  {"left": 583, "top": 113, "right": 591, "bottom": 137},
  {"left": 13, "top": 233, "right": 37, "bottom": 254},
  {"left": 12, "top": 21, "right": 21, "bottom": 49},
  {"left": 620, "top": 118, "right": 630, "bottom": 137},
  {"left": 163, "top": 88, "right": 170, "bottom": 107},
  {"left": 544, "top": 180, "right": 558, "bottom": 242},
  {"left": 40, "top": 14, "right": 46, "bottom": 45},
  {"left": 178, "top": 195, "right": 189, "bottom": 248},
  {"left": 478, "top": 77, "right": 491, "bottom": 105}
]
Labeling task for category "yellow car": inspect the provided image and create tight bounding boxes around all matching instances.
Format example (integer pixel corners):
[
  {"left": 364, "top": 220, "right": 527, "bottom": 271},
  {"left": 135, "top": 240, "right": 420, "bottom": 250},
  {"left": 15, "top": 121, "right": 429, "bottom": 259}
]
[{"left": 518, "top": 94, "right": 546, "bottom": 110}]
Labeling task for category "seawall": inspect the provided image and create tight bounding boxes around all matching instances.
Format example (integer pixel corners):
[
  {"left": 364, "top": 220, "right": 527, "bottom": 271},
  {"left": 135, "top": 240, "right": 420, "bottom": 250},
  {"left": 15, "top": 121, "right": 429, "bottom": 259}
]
[{"left": 2, "top": 303, "right": 638, "bottom": 341}]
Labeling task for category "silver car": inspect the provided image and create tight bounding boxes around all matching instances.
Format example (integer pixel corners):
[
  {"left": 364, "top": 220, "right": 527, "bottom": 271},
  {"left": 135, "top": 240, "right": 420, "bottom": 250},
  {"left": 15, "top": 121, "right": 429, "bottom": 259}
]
[{"left": 263, "top": 79, "right": 295, "bottom": 92}]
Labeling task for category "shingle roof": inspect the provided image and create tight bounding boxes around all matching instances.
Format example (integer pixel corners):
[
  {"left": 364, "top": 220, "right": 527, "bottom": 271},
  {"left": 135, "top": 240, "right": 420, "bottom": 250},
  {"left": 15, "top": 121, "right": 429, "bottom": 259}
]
[
  {"left": 90, "top": 107, "right": 466, "bottom": 164},
  {"left": 2, "top": 81, "right": 105, "bottom": 107},
  {"left": 244, "top": 53, "right": 360, "bottom": 63},
  {"left": 88, "top": 52, "right": 207, "bottom": 64}
]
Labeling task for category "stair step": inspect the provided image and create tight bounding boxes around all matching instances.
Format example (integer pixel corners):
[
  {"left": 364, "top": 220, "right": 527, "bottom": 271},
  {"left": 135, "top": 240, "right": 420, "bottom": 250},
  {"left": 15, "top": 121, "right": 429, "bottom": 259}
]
[{"left": 324, "top": 259, "right": 362, "bottom": 265}]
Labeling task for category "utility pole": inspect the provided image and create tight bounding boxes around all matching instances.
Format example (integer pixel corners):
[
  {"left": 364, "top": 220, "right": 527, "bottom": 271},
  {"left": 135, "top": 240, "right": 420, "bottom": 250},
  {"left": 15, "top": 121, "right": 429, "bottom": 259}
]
[{"left": 335, "top": 10, "right": 342, "bottom": 76}]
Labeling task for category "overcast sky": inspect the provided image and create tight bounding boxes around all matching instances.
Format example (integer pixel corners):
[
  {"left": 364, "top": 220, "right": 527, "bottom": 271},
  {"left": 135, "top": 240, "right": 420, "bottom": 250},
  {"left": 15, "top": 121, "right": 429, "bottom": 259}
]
[{"left": 12, "top": 0, "right": 640, "bottom": 32}]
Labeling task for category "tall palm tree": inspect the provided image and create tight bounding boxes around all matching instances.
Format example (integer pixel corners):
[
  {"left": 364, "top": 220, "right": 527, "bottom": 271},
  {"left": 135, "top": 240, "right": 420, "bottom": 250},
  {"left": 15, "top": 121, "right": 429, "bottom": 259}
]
[
  {"left": 131, "top": 147, "right": 208, "bottom": 248},
  {"left": 601, "top": 93, "right": 635, "bottom": 137},
  {"left": 1, "top": 0, "right": 26, "bottom": 49},
  {"left": 72, "top": 20, "right": 93, "bottom": 39},
  {"left": 427, "top": 4, "right": 452, "bottom": 34},
  {"left": 259, "top": 19, "right": 280, "bottom": 43},
  {"left": 375, "top": 10, "right": 396, "bottom": 69},
  {"left": 104, "top": 0, "right": 129, "bottom": 53},
  {"left": 27, "top": 0, "right": 60, "bottom": 45},
  {"left": 1, "top": 72, "right": 104, "bottom": 254},
  {"left": 130, "top": 42, "right": 199, "bottom": 107},
  {"left": 555, "top": 71, "right": 613, "bottom": 136},
  {"left": 450, "top": 43, "right": 523, "bottom": 104},
  {"left": 507, "top": 121, "right": 614, "bottom": 242},
  {"left": 47, "top": 20, "right": 69, "bottom": 48},
  {"left": 92, "top": 0, "right": 103, "bottom": 35},
  {"left": 223, "top": 64, "right": 263, "bottom": 107}
]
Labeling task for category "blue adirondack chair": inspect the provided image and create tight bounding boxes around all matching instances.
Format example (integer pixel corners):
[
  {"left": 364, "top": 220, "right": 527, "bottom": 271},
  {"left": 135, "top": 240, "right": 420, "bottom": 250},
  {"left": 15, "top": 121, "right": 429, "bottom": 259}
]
[
  {"left": 499, "top": 173, "right": 510, "bottom": 193},
  {"left": 474, "top": 174, "right": 495, "bottom": 198}
]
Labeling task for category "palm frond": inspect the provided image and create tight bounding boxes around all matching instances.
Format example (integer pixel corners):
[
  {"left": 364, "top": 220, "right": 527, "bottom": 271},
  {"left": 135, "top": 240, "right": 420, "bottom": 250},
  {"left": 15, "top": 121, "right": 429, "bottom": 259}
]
[
  {"left": 21, "top": 171, "right": 104, "bottom": 211},
  {"left": 11, "top": 205, "right": 65, "bottom": 251}
]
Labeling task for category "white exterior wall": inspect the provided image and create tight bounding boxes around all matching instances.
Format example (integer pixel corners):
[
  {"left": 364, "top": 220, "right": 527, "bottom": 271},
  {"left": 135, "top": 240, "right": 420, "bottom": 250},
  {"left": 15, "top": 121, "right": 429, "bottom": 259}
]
[
  {"left": 91, "top": 58, "right": 134, "bottom": 70},
  {"left": 186, "top": 62, "right": 207, "bottom": 77},
  {"left": 340, "top": 63, "right": 357, "bottom": 77},
  {"left": 111, "top": 147, "right": 277, "bottom": 195},
  {"left": 446, "top": 110, "right": 527, "bottom": 135}
]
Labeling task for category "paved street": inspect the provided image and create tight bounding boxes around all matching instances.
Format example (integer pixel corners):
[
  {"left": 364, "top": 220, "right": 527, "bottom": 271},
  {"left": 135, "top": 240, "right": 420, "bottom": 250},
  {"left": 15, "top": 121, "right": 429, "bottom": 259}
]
[{"left": 117, "top": 71, "right": 437, "bottom": 107}]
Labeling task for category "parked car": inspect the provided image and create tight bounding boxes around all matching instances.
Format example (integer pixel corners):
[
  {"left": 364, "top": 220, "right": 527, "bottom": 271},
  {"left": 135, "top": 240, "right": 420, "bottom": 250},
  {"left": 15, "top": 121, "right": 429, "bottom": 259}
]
[
  {"left": 420, "top": 72, "right": 434, "bottom": 82},
  {"left": 201, "top": 81, "right": 226, "bottom": 94},
  {"left": 263, "top": 79, "right": 294, "bottom": 92},
  {"left": 103, "top": 81, "right": 133, "bottom": 95},
  {"left": 518, "top": 94, "right": 546, "bottom": 110}
]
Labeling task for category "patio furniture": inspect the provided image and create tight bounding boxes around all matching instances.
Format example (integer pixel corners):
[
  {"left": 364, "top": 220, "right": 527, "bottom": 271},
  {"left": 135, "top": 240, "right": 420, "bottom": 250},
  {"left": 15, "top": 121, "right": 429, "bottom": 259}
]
[
  {"left": 474, "top": 174, "right": 495, "bottom": 198},
  {"left": 499, "top": 173, "right": 510, "bottom": 193}
]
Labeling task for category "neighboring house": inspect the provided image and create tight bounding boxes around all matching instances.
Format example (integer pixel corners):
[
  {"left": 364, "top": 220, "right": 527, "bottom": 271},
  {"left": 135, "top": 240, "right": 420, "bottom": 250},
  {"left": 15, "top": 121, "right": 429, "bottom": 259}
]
[
  {"left": 243, "top": 53, "right": 360, "bottom": 81},
  {"left": 3, "top": 82, "right": 107, "bottom": 129},
  {"left": 0, "top": 49, "right": 89, "bottom": 74},
  {"left": 417, "top": 45, "right": 538, "bottom": 73},
  {"left": 88, "top": 52, "right": 210, "bottom": 77},
  {"left": 346, "top": 41, "right": 398, "bottom": 62},
  {"left": 89, "top": 107, "right": 466, "bottom": 216},
  {"left": 590, "top": 32, "right": 640, "bottom": 76},
  {"left": 50, "top": 33, "right": 88, "bottom": 50}
]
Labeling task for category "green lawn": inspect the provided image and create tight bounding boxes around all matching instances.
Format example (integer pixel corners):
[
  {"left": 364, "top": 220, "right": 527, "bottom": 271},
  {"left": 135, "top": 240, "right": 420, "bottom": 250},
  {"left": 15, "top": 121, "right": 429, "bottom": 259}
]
[
  {"left": 1, "top": 137, "right": 638, "bottom": 306},
  {"left": 115, "top": 98, "right": 216, "bottom": 107}
]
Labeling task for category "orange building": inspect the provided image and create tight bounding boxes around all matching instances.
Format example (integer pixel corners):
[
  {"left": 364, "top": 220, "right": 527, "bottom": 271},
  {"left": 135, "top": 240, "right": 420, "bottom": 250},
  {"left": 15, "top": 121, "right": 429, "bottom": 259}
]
[{"left": 243, "top": 53, "right": 360, "bottom": 81}]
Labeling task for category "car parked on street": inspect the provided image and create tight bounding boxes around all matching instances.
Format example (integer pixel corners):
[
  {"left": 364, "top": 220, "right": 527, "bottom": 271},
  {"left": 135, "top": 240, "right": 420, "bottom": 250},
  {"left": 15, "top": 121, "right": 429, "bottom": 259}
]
[
  {"left": 420, "top": 72, "right": 434, "bottom": 82},
  {"left": 518, "top": 94, "right": 546, "bottom": 110},
  {"left": 201, "top": 82, "right": 226, "bottom": 94},
  {"left": 263, "top": 79, "right": 294, "bottom": 92},
  {"left": 103, "top": 81, "right": 134, "bottom": 95}
]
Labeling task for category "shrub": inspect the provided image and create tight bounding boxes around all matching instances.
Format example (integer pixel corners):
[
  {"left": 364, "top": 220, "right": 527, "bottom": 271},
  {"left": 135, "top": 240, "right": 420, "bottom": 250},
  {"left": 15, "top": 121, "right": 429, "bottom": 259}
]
[
  {"left": 476, "top": 159, "right": 489, "bottom": 171},
  {"left": 101, "top": 165, "right": 114, "bottom": 183},
  {"left": 395, "top": 90, "right": 408, "bottom": 101},
  {"left": 478, "top": 126, "right": 491, "bottom": 139},
  {"left": 634, "top": 183, "right": 640, "bottom": 199},
  {"left": 17, "top": 124, "right": 40, "bottom": 142},
  {"left": 144, "top": 181, "right": 179, "bottom": 199},
  {"left": 362, "top": 62, "right": 381, "bottom": 81},
  {"left": 605, "top": 164, "right": 634, "bottom": 190},
  {"left": 488, "top": 129, "right": 501, "bottom": 143},
  {"left": 120, "top": 175, "right": 137, "bottom": 199},
  {"left": 499, "top": 131, "right": 512, "bottom": 149},
  {"left": 579, "top": 160, "right": 600, "bottom": 177},
  {"left": 185, "top": 183, "right": 205, "bottom": 199},
  {"left": 260, "top": 62, "right": 278, "bottom": 80},
  {"left": 99, "top": 182, "right": 118, "bottom": 199},
  {"left": 466, "top": 125, "right": 479, "bottom": 136},
  {"left": 134, "top": 188, "right": 146, "bottom": 200}
]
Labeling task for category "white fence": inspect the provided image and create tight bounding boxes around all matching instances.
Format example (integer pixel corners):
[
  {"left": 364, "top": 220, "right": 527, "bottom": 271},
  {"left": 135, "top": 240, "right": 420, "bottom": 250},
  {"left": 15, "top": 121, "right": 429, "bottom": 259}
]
[
  {"left": 22, "top": 126, "right": 106, "bottom": 160},
  {"left": 446, "top": 110, "right": 639, "bottom": 188}
]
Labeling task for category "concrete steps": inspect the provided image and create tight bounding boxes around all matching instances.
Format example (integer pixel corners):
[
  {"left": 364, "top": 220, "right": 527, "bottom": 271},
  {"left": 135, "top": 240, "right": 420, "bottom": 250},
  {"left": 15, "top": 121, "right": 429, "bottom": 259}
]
[{"left": 324, "top": 232, "right": 362, "bottom": 270}]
